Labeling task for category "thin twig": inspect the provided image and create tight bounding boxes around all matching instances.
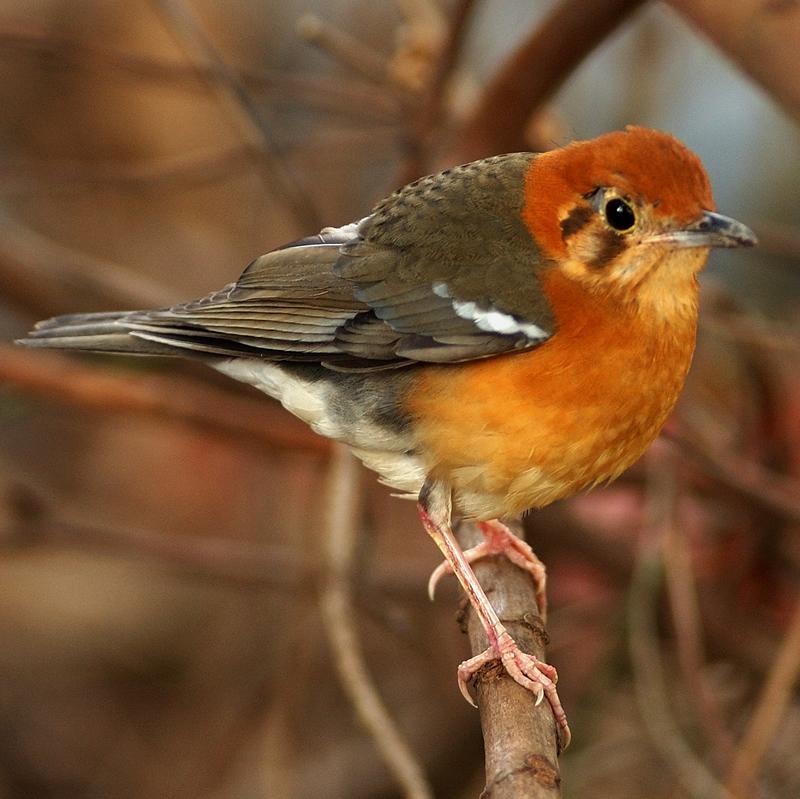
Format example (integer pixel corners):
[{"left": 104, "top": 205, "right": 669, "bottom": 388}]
[
  {"left": 628, "top": 454, "right": 733, "bottom": 799},
  {"left": 459, "top": 522, "right": 562, "bottom": 798},
  {"left": 296, "top": 13, "right": 390, "bottom": 88},
  {"left": 0, "top": 24, "right": 400, "bottom": 120},
  {"left": 662, "top": 470, "right": 737, "bottom": 770},
  {"left": 665, "top": 430, "right": 800, "bottom": 524},
  {"left": 0, "top": 214, "right": 172, "bottom": 317},
  {"left": 397, "top": 0, "right": 478, "bottom": 183},
  {"left": 0, "top": 474, "right": 432, "bottom": 602},
  {"left": 7, "top": 509, "right": 303, "bottom": 590},
  {"left": 152, "top": 0, "right": 321, "bottom": 231},
  {"left": 0, "top": 145, "right": 255, "bottom": 193},
  {"left": 727, "top": 599, "right": 800, "bottom": 797},
  {"left": 452, "top": 0, "right": 647, "bottom": 162},
  {"left": 320, "top": 444, "right": 434, "bottom": 799}
]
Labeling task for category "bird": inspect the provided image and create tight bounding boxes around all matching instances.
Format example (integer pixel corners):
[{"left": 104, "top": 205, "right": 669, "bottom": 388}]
[{"left": 18, "top": 126, "right": 756, "bottom": 748}]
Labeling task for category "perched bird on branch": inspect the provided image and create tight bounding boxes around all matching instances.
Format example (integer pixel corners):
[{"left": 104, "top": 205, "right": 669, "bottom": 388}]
[{"left": 18, "top": 126, "right": 756, "bottom": 748}]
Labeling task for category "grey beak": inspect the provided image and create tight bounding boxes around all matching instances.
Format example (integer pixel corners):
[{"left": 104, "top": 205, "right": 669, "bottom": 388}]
[{"left": 647, "top": 211, "right": 758, "bottom": 249}]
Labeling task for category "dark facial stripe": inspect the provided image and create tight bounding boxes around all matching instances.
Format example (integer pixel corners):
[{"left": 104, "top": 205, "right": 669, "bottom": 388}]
[
  {"left": 559, "top": 204, "right": 594, "bottom": 240},
  {"left": 588, "top": 230, "right": 627, "bottom": 269}
]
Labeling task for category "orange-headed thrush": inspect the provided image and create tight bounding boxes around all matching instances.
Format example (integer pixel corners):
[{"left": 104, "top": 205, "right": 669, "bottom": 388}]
[{"left": 19, "top": 127, "right": 757, "bottom": 747}]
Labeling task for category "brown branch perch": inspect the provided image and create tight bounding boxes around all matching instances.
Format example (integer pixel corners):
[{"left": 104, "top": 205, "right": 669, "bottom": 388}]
[{"left": 458, "top": 522, "right": 562, "bottom": 798}]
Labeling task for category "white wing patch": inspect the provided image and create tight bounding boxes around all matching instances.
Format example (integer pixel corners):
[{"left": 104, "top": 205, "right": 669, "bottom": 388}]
[{"left": 432, "top": 282, "right": 548, "bottom": 341}]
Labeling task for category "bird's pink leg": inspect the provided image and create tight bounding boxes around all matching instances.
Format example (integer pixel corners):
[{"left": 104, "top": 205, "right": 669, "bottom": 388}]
[
  {"left": 428, "top": 519, "right": 548, "bottom": 621},
  {"left": 417, "top": 483, "right": 570, "bottom": 748}
]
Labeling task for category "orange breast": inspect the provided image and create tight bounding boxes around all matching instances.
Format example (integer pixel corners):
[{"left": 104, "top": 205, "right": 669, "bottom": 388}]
[{"left": 404, "top": 271, "right": 698, "bottom": 519}]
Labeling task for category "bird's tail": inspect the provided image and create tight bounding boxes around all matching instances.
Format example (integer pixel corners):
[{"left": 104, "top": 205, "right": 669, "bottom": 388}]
[{"left": 16, "top": 310, "right": 198, "bottom": 357}]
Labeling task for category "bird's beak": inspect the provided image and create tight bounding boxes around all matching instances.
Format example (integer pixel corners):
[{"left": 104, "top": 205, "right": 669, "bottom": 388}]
[{"left": 646, "top": 211, "right": 758, "bottom": 249}]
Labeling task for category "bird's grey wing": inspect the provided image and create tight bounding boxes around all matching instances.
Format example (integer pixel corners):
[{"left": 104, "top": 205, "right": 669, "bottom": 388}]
[
  {"left": 333, "top": 153, "right": 556, "bottom": 364},
  {"left": 21, "top": 155, "right": 557, "bottom": 370},
  {"left": 20, "top": 226, "right": 372, "bottom": 361}
]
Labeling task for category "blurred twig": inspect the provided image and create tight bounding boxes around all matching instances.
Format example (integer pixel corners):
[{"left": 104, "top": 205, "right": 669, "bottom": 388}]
[
  {"left": 460, "top": 522, "right": 562, "bottom": 798},
  {"left": 0, "top": 215, "right": 172, "bottom": 316},
  {"left": 398, "top": 0, "right": 478, "bottom": 183},
  {"left": 152, "top": 0, "right": 321, "bottom": 231},
  {"left": 4, "top": 502, "right": 303, "bottom": 589},
  {"left": 662, "top": 469, "right": 737, "bottom": 770},
  {"left": 297, "top": 13, "right": 392, "bottom": 89},
  {"left": 666, "top": 431, "right": 800, "bottom": 523},
  {"left": 453, "top": 0, "right": 647, "bottom": 162},
  {"left": 0, "top": 345, "right": 328, "bottom": 456},
  {"left": 666, "top": 0, "right": 800, "bottom": 121},
  {"left": 726, "top": 599, "right": 800, "bottom": 798},
  {"left": 0, "top": 24, "right": 400, "bottom": 120},
  {"left": 0, "top": 145, "right": 255, "bottom": 193},
  {"left": 628, "top": 455, "right": 733, "bottom": 799},
  {"left": 320, "top": 444, "right": 434, "bottom": 799}
]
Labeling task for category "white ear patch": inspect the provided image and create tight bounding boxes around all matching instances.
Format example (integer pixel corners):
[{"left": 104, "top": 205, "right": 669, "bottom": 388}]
[{"left": 432, "top": 282, "right": 548, "bottom": 341}]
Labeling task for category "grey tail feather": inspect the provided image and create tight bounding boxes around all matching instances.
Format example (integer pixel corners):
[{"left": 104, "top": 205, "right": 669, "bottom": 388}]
[{"left": 16, "top": 310, "right": 198, "bottom": 357}]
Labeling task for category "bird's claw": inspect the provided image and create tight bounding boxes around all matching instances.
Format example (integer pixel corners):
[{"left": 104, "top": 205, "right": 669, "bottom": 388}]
[
  {"left": 456, "top": 632, "right": 571, "bottom": 749},
  {"left": 427, "top": 560, "right": 451, "bottom": 601}
]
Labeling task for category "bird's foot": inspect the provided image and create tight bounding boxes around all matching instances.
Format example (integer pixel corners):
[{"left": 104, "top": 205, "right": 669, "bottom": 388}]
[
  {"left": 428, "top": 519, "right": 547, "bottom": 620},
  {"left": 458, "top": 627, "right": 571, "bottom": 749}
]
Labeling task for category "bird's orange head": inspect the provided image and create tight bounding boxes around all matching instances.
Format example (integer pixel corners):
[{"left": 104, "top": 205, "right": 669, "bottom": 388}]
[{"left": 522, "top": 127, "right": 755, "bottom": 319}]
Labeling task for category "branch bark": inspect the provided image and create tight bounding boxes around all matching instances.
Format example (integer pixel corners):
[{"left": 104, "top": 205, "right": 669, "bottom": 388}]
[{"left": 459, "top": 523, "right": 562, "bottom": 798}]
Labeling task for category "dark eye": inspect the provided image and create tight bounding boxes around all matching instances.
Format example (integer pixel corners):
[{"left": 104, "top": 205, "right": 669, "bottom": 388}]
[{"left": 604, "top": 198, "right": 636, "bottom": 232}]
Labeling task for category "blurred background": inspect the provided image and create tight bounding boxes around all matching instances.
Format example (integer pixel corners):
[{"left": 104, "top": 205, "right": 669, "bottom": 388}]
[{"left": 1, "top": 0, "right": 799, "bottom": 797}]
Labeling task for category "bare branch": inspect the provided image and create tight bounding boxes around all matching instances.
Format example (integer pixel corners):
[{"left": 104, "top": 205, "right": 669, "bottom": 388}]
[
  {"left": 397, "top": 0, "right": 478, "bottom": 183},
  {"left": 297, "top": 13, "right": 392, "bottom": 88},
  {"left": 0, "top": 216, "right": 172, "bottom": 317},
  {"left": 665, "top": 431, "right": 800, "bottom": 524},
  {"left": 1, "top": 145, "right": 254, "bottom": 193},
  {"left": 662, "top": 477, "right": 736, "bottom": 769}
]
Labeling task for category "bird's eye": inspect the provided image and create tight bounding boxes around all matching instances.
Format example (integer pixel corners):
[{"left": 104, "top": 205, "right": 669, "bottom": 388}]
[{"left": 604, "top": 198, "right": 636, "bottom": 232}]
